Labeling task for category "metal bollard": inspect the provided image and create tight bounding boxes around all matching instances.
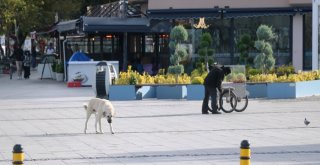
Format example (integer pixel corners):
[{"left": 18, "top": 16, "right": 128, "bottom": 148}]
[
  {"left": 240, "top": 140, "right": 250, "bottom": 165},
  {"left": 12, "top": 144, "right": 24, "bottom": 165}
]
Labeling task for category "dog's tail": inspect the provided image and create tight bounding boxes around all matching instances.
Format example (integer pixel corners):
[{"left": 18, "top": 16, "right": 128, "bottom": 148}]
[{"left": 83, "top": 103, "right": 88, "bottom": 110}]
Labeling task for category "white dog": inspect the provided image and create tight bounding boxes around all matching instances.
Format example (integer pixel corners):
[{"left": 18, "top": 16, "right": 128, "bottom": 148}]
[{"left": 84, "top": 98, "right": 115, "bottom": 134}]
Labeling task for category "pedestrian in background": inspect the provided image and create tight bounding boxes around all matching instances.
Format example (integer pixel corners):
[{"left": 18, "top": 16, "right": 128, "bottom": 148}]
[
  {"left": 23, "top": 51, "right": 31, "bottom": 79},
  {"left": 202, "top": 65, "right": 231, "bottom": 114},
  {"left": 74, "top": 44, "right": 80, "bottom": 53},
  {"left": 31, "top": 45, "right": 37, "bottom": 69},
  {"left": 65, "top": 44, "right": 73, "bottom": 62},
  {"left": 11, "top": 44, "right": 24, "bottom": 80},
  {"left": 46, "top": 43, "right": 55, "bottom": 54}
]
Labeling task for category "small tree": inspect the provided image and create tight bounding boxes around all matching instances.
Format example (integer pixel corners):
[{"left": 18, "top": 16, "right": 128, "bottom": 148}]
[
  {"left": 237, "top": 34, "right": 253, "bottom": 65},
  {"left": 168, "top": 25, "right": 188, "bottom": 82},
  {"left": 197, "top": 32, "right": 214, "bottom": 71},
  {"left": 254, "top": 25, "right": 276, "bottom": 73}
]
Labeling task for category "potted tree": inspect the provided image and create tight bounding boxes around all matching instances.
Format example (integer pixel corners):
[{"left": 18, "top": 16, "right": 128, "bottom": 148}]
[
  {"left": 55, "top": 62, "right": 64, "bottom": 82},
  {"left": 157, "top": 25, "right": 189, "bottom": 99}
]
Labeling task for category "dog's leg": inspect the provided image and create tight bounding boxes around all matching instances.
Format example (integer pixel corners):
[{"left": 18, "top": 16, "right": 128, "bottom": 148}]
[
  {"left": 107, "top": 116, "right": 114, "bottom": 134},
  {"left": 84, "top": 112, "right": 92, "bottom": 134},
  {"left": 98, "top": 117, "right": 104, "bottom": 134},
  {"left": 95, "top": 115, "right": 99, "bottom": 134}
]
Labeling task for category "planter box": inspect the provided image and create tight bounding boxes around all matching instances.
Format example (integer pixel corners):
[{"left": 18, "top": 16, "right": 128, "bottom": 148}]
[
  {"left": 56, "top": 73, "right": 64, "bottom": 82},
  {"left": 109, "top": 85, "right": 136, "bottom": 100},
  {"left": 186, "top": 85, "right": 204, "bottom": 100},
  {"left": 136, "top": 85, "right": 156, "bottom": 99},
  {"left": 267, "top": 80, "right": 320, "bottom": 99},
  {"left": 246, "top": 83, "right": 268, "bottom": 98},
  {"left": 156, "top": 85, "right": 187, "bottom": 99}
]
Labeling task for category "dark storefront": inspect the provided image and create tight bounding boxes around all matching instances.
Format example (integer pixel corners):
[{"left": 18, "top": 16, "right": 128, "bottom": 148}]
[{"left": 147, "top": 7, "right": 312, "bottom": 68}]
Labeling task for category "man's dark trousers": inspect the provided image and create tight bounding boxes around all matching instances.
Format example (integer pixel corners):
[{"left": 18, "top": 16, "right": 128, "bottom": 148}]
[{"left": 202, "top": 85, "right": 218, "bottom": 113}]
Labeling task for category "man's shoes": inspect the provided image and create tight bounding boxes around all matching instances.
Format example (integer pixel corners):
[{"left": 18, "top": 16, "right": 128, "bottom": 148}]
[
  {"left": 211, "top": 111, "right": 221, "bottom": 114},
  {"left": 202, "top": 111, "right": 209, "bottom": 114}
]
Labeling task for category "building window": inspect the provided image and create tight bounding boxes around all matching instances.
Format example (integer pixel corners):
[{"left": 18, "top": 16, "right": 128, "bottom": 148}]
[
  {"left": 234, "top": 15, "right": 291, "bottom": 66},
  {"left": 103, "top": 35, "right": 113, "bottom": 53},
  {"left": 159, "top": 34, "right": 169, "bottom": 53},
  {"left": 102, "top": 34, "right": 120, "bottom": 53},
  {"left": 304, "top": 13, "right": 312, "bottom": 70},
  {"left": 145, "top": 35, "right": 154, "bottom": 53}
]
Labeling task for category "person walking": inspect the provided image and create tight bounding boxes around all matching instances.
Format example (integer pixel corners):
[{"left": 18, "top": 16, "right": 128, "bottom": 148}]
[
  {"left": 11, "top": 44, "right": 24, "bottom": 80},
  {"left": 202, "top": 65, "right": 231, "bottom": 114},
  {"left": 23, "top": 51, "right": 31, "bottom": 79}
]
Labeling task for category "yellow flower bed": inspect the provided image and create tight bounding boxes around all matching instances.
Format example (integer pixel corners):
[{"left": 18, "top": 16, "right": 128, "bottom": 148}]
[
  {"left": 249, "top": 70, "right": 320, "bottom": 83},
  {"left": 249, "top": 74, "right": 277, "bottom": 82},
  {"left": 115, "top": 66, "right": 191, "bottom": 85}
]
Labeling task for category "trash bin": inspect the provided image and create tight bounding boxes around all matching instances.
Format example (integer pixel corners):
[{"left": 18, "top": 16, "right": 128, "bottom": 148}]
[{"left": 92, "top": 61, "right": 118, "bottom": 99}]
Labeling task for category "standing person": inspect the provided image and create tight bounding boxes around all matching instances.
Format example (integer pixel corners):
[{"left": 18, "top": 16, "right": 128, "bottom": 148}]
[
  {"left": 11, "top": 44, "right": 24, "bottom": 80},
  {"left": 46, "top": 43, "right": 55, "bottom": 54},
  {"left": 65, "top": 44, "right": 73, "bottom": 62},
  {"left": 31, "top": 45, "right": 37, "bottom": 69},
  {"left": 23, "top": 51, "right": 31, "bottom": 79},
  {"left": 74, "top": 44, "right": 80, "bottom": 53},
  {"left": 202, "top": 65, "right": 231, "bottom": 114},
  {"left": 0, "top": 44, "right": 4, "bottom": 58}
]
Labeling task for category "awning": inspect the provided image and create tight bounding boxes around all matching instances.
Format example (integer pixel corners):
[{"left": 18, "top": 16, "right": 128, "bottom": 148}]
[
  {"left": 36, "top": 19, "right": 79, "bottom": 35},
  {"left": 57, "top": 19, "right": 79, "bottom": 33},
  {"left": 147, "top": 9, "right": 221, "bottom": 20},
  {"left": 81, "top": 17, "right": 150, "bottom": 33},
  {"left": 147, "top": 7, "right": 311, "bottom": 20},
  {"left": 222, "top": 7, "right": 312, "bottom": 19}
]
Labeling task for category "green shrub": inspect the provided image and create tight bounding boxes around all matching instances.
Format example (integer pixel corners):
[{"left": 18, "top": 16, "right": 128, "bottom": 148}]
[
  {"left": 55, "top": 63, "right": 64, "bottom": 73},
  {"left": 168, "top": 65, "right": 184, "bottom": 75},
  {"left": 51, "top": 62, "right": 56, "bottom": 72},
  {"left": 168, "top": 25, "right": 188, "bottom": 81},
  {"left": 276, "top": 65, "right": 295, "bottom": 76},
  {"left": 254, "top": 25, "right": 276, "bottom": 73}
]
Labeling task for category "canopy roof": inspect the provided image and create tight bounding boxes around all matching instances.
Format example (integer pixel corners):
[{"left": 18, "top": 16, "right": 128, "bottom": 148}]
[{"left": 81, "top": 17, "right": 150, "bottom": 33}]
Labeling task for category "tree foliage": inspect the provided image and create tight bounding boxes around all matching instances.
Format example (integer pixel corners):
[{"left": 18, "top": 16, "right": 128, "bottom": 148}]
[
  {"left": 197, "top": 32, "right": 214, "bottom": 71},
  {"left": 0, "top": 0, "right": 116, "bottom": 46},
  {"left": 254, "top": 25, "right": 276, "bottom": 73},
  {"left": 237, "top": 34, "right": 253, "bottom": 65},
  {"left": 168, "top": 25, "right": 188, "bottom": 74},
  {"left": 168, "top": 25, "right": 189, "bottom": 81}
]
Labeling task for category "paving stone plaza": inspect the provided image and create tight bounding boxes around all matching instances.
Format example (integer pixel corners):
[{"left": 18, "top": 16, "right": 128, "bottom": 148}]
[{"left": 0, "top": 71, "right": 319, "bottom": 164}]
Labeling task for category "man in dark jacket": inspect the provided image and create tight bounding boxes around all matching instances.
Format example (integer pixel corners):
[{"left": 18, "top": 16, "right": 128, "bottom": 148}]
[{"left": 202, "top": 65, "right": 231, "bottom": 114}]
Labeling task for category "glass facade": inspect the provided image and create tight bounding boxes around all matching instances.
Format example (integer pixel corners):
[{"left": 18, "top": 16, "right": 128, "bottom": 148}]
[
  {"left": 304, "top": 13, "right": 312, "bottom": 70},
  {"left": 171, "top": 14, "right": 313, "bottom": 69},
  {"left": 194, "top": 16, "right": 291, "bottom": 66}
]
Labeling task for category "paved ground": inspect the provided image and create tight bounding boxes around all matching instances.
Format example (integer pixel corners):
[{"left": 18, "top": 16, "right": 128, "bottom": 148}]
[{"left": 0, "top": 70, "right": 320, "bottom": 165}]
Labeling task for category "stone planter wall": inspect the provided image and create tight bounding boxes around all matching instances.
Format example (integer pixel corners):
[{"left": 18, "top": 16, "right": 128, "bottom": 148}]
[
  {"left": 136, "top": 86, "right": 156, "bottom": 99},
  {"left": 246, "top": 83, "right": 268, "bottom": 98},
  {"left": 267, "top": 80, "right": 320, "bottom": 99},
  {"left": 109, "top": 85, "right": 136, "bottom": 101},
  {"left": 156, "top": 85, "right": 187, "bottom": 99},
  {"left": 186, "top": 85, "right": 204, "bottom": 100},
  {"left": 108, "top": 80, "right": 320, "bottom": 100}
]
